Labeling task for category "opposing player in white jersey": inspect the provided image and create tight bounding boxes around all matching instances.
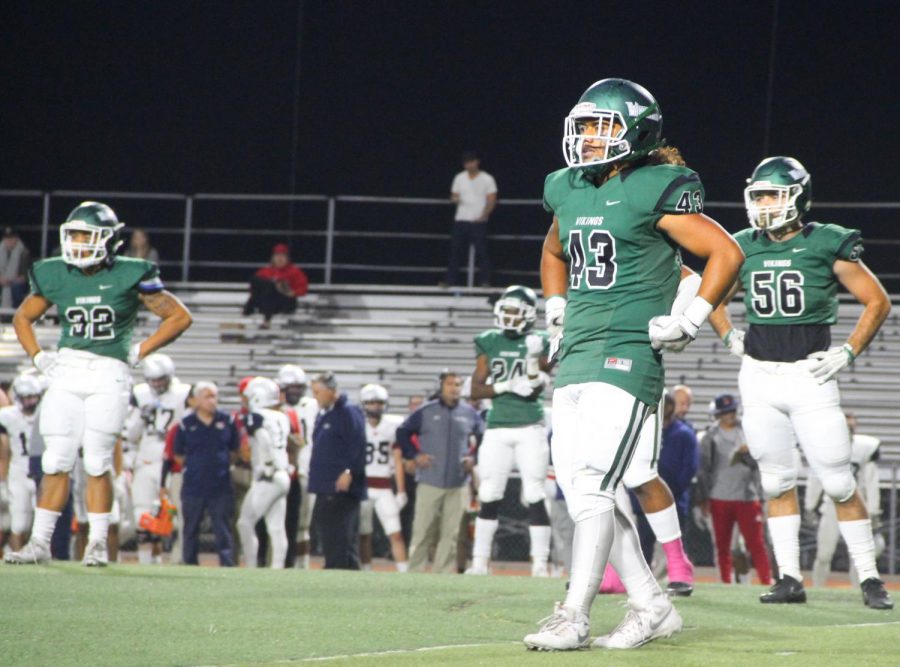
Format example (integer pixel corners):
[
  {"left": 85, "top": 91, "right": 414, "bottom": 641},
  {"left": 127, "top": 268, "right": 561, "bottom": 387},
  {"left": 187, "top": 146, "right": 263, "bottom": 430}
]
[
  {"left": 358, "top": 384, "right": 408, "bottom": 572},
  {"left": 710, "top": 156, "right": 892, "bottom": 609},
  {"left": 277, "top": 364, "right": 318, "bottom": 568},
  {"left": 124, "top": 353, "right": 191, "bottom": 564},
  {"left": 806, "top": 413, "right": 883, "bottom": 588},
  {"left": 0, "top": 374, "right": 44, "bottom": 551},
  {"left": 238, "top": 377, "right": 292, "bottom": 569}
]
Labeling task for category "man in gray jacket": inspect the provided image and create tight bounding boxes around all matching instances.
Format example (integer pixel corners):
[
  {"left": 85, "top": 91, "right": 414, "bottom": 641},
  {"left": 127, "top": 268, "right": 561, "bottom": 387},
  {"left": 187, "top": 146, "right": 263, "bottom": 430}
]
[{"left": 396, "top": 371, "right": 484, "bottom": 573}]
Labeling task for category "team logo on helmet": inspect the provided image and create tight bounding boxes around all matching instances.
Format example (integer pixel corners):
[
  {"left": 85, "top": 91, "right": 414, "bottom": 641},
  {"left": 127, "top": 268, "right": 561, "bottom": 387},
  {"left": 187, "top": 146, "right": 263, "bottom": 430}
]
[
  {"left": 493, "top": 285, "right": 537, "bottom": 335},
  {"left": 60, "top": 201, "right": 125, "bottom": 268},
  {"left": 744, "top": 156, "right": 812, "bottom": 234}
]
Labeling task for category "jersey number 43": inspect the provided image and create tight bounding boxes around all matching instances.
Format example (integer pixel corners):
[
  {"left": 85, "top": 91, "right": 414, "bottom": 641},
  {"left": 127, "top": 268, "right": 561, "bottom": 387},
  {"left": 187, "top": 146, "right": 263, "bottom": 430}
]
[{"left": 568, "top": 230, "right": 617, "bottom": 290}]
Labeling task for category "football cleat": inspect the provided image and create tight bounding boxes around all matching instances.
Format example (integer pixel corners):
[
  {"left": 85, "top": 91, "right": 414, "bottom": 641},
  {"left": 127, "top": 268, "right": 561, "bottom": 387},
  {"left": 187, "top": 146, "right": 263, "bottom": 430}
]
[
  {"left": 861, "top": 578, "right": 894, "bottom": 610},
  {"left": 464, "top": 564, "right": 489, "bottom": 576},
  {"left": 666, "top": 582, "right": 694, "bottom": 598},
  {"left": 523, "top": 603, "right": 590, "bottom": 651},
  {"left": 82, "top": 540, "right": 109, "bottom": 567},
  {"left": 531, "top": 561, "right": 550, "bottom": 578},
  {"left": 592, "top": 598, "right": 682, "bottom": 649},
  {"left": 4, "top": 540, "right": 51, "bottom": 565},
  {"left": 759, "top": 575, "right": 806, "bottom": 604}
]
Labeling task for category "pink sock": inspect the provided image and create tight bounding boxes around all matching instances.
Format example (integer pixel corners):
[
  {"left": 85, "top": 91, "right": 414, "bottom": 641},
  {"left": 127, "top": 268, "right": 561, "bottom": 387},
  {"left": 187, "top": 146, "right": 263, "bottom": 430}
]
[
  {"left": 662, "top": 538, "right": 694, "bottom": 583},
  {"left": 599, "top": 564, "right": 627, "bottom": 594}
]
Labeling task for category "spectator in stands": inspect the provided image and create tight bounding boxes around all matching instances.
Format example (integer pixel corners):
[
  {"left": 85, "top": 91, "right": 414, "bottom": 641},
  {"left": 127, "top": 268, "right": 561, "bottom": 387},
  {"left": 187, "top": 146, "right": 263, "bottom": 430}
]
[
  {"left": 696, "top": 393, "right": 773, "bottom": 585},
  {"left": 173, "top": 382, "right": 240, "bottom": 566},
  {"left": 397, "top": 371, "right": 484, "bottom": 573},
  {"left": 308, "top": 372, "right": 367, "bottom": 569},
  {"left": 0, "top": 227, "right": 31, "bottom": 309},
  {"left": 444, "top": 151, "right": 497, "bottom": 288},
  {"left": 633, "top": 392, "right": 699, "bottom": 566},
  {"left": 125, "top": 227, "right": 160, "bottom": 265},
  {"left": 672, "top": 383, "right": 695, "bottom": 430},
  {"left": 243, "top": 243, "right": 309, "bottom": 328}
]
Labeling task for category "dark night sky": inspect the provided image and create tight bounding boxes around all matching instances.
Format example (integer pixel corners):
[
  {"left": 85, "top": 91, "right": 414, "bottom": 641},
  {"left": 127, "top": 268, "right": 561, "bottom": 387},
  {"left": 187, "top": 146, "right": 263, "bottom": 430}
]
[{"left": 1, "top": 1, "right": 899, "bottom": 282}]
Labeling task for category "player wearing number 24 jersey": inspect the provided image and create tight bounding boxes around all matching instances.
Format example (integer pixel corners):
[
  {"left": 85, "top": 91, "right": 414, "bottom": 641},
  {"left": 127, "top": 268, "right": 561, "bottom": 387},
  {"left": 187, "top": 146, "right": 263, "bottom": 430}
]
[
  {"left": 4, "top": 202, "right": 192, "bottom": 568},
  {"left": 525, "top": 78, "right": 743, "bottom": 652},
  {"left": 709, "top": 157, "right": 893, "bottom": 610}
]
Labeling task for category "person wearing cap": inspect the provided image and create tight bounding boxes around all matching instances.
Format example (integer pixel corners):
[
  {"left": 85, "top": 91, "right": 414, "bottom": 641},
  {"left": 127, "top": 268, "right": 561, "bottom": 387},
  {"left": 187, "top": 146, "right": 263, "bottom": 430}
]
[
  {"left": 444, "top": 151, "right": 497, "bottom": 288},
  {"left": 173, "top": 382, "right": 241, "bottom": 566},
  {"left": 696, "top": 393, "right": 773, "bottom": 585},
  {"left": 308, "top": 372, "right": 367, "bottom": 569},
  {"left": 0, "top": 227, "right": 31, "bottom": 310},
  {"left": 242, "top": 243, "right": 309, "bottom": 327}
]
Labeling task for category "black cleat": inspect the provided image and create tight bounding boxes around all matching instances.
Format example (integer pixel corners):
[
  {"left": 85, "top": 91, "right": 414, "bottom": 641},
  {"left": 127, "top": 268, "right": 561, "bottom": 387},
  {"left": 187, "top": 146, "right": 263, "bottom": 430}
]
[
  {"left": 760, "top": 575, "right": 807, "bottom": 604},
  {"left": 667, "top": 581, "right": 694, "bottom": 597},
  {"left": 861, "top": 578, "right": 894, "bottom": 610}
]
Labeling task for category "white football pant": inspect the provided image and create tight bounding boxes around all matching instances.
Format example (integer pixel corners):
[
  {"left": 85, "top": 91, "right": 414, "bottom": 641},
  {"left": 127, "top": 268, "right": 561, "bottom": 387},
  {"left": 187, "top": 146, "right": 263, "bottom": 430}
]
[
  {"left": 132, "top": 460, "right": 162, "bottom": 528},
  {"left": 360, "top": 487, "right": 402, "bottom": 536},
  {"left": 238, "top": 471, "right": 290, "bottom": 568},
  {"left": 477, "top": 424, "right": 549, "bottom": 504},
  {"left": 8, "top": 468, "right": 37, "bottom": 535}
]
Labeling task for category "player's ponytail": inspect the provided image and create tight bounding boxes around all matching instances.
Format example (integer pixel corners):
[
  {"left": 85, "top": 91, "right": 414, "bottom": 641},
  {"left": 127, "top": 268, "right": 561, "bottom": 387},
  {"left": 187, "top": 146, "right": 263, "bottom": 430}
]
[{"left": 647, "top": 146, "right": 686, "bottom": 167}]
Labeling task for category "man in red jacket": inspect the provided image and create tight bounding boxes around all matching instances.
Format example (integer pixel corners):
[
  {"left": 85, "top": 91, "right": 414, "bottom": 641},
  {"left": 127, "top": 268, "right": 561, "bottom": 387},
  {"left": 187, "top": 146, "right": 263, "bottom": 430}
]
[{"left": 243, "top": 243, "right": 309, "bottom": 326}]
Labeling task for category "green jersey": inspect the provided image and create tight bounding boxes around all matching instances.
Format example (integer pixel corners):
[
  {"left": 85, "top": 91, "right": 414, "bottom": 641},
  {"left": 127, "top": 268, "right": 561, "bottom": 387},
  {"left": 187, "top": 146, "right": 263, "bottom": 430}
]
[
  {"left": 475, "top": 329, "right": 549, "bottom": 428},
  {"left": 544, "top": 163, "right": 705, "bottom": 405},
  {"left": 28, "top": 256, "right": 164, "bottom": 362},
  {"left": 735, "top": 222, "right": 862, "bottom": 325}
]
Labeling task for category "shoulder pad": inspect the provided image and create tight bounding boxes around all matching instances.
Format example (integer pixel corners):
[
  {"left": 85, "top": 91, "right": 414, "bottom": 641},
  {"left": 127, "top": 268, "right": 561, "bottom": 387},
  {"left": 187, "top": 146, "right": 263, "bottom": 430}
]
[
  {"left": 474, "top": 329, "right": 497, "bottom": 356},
  {"left": 621, "top": 164, "right": 704, "bottom": 216},
  {"left": 543, "top": 167, "right": 582, "bottom": 213},
  {"left": 806, "top": 222, "right": 863, "bottom": 262}
]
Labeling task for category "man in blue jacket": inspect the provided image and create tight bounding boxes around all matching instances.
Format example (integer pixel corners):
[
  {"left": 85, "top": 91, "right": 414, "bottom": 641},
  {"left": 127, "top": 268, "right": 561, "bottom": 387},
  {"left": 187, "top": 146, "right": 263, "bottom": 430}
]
[
  {"left": 397, "top": 371, "right": 484, "bottom": 573},
  {"left": 308, "top": 372, "right": 367, "bottom": 570}
]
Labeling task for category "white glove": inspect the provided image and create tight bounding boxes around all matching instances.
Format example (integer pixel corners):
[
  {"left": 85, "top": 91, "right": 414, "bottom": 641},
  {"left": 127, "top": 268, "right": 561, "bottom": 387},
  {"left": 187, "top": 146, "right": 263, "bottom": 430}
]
[
  {"left": 492, "top": 379, "right": 511, "bottom": 395},
  {"left": 32, "top": 350, "right": 58, "bottom": 374},
  {"left": 127, "top": 343, "right": 143, "bottom": 368},
  {"left": 544, "top": 296, "right": 566, "bottom": 337},
  {"left": 524, "top": 333, "right": 544, "bottom": 357},
  {"left": 395, "top": 492, "right": 408, "bottom": 510},
  {"left": 807, "top": 344, "right": 855, "bottom": 384},
  {"left": 510, "top": 376, "right": 537, "bottom": 398},
  {"left": 723, "top": 328, "right": 745, "bottom": 358},
  {"left": 648, "top": 296, "right": 713, "bottom": 353}
]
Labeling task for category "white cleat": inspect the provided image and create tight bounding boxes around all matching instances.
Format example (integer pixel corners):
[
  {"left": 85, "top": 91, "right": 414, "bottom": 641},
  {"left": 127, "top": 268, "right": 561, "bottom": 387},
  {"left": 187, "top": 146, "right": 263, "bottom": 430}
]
[
  {"left": 523, "top": 603, "right": 590, "bottom": 651},
  {"left": 4, "top": 541, "right": 51, "bottom": 565},
  {"left": 82, "top": 540, "right": 109, "bottom": 567},
  {"left": 592, "top": 598, "right": 682, "bottom": 649},
  {"left": 531, "top": 561, "right": 550, "bottom": 577},
  {"left": 465, "top": 564, "right": 489, "bottom": 576}
]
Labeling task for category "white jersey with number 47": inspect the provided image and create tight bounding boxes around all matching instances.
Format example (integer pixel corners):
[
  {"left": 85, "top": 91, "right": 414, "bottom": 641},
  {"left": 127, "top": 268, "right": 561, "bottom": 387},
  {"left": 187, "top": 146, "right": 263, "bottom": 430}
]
[{"left": 126, "top": 380, "right": 191, "bottom": 464}]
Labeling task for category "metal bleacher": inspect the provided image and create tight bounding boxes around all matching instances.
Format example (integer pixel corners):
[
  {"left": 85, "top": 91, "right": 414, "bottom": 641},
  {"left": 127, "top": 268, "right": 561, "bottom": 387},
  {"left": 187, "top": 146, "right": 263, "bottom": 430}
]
[{"left": 2, "top": 282, "right": 899, "bottom": 467}]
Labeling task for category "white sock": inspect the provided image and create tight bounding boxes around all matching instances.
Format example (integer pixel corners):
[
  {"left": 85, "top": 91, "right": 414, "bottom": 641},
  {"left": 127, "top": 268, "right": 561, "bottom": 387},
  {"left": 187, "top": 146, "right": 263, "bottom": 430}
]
[
  {"left": 644, "top": 504, "right": 682, "bottom": 543},
  {"left": 138, "top": 544, "right": 153, "bottom": 564},
  {"left": 150, "top": 554, "right": 162, "bottom": 565},
  {"left": 529, "top": 525, "right": 552, "bottom": 563},
  {"left": 300, "top": 553, "right": 310, "bottom": 569},
  {"left": 87, "top": 513, "right": 110, "bottom": 545},
  {"left": 32, "top": 508, "right": 61, "bottom": 546},
  {"left": 838, "top": 519, "right": 879, "bottom": 583},
  {"left": 473, "top": 517, "right": 499, "bottom": 560},
  {"left": 608, "top": 506, "right": 663, "bottom": 607},
  {"left": 396, "top": 561, "right": 409, "bottom": 573},
  {"left": 361, "top": 563, "right": 372, "bottom": 571},
  {"left": 563, "top": 508, "right": 615, "bottom": 617},
  {"left": 767, "top": 514, "right": 802, "bottom": 581}
]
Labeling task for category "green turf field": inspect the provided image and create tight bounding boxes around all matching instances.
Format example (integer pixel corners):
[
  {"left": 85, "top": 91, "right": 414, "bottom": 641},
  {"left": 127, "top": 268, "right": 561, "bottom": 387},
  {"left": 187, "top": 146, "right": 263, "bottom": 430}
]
[{"left": 1, "top": 564, "right": 897, "bottom": 666}]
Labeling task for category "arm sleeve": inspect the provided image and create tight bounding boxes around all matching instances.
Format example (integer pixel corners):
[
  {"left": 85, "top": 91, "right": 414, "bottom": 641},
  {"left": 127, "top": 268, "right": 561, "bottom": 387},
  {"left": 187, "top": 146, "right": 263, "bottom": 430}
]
[{"left": 396, "top": 407, "right": 424, "bottom": 459}]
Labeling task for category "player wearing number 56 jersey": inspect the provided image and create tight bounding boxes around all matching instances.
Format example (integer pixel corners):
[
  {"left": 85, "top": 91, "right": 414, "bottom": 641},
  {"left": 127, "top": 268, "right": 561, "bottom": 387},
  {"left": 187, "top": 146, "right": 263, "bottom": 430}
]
[
  {"left": 710, "top": 157, "right": 893, "bottom": 609},
  {"left": 467, "top": 285, "right": 552, "bottom": 577},
  {"left": 4, "top": 202, "right": 192, "bottom": 567},
  {"left": 524, "top": 78, "right": 743, "bottom": 652}
]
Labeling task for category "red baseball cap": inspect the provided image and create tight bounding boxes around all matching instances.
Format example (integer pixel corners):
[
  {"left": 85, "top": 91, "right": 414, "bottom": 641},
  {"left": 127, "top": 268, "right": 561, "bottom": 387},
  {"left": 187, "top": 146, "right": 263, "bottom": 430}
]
[{"left": 272, "top": 243, "right": 289, "bottom": 255}]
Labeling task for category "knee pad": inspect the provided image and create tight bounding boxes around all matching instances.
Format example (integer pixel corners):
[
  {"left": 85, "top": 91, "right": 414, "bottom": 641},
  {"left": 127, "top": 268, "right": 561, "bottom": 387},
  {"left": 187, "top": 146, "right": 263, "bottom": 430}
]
[
  {"left": 478, "top": 500, "right": 501, "bottom": 520},
  {"left": 477, "top": 477, "right": 505, "bottom": 504},
  {"left": 40, "top": 435, "right": 79, "bottom": 475},
  {"left": 520, "top": 477, "right": 547, "bottom": 505},
  {"left": 759, "top": 466, "right": 797, "bottom": 499},
  {"left": 528, "top": 501, "right": 550, "bottom": 526},
  {"left": 82, "top": 429, "right": 116, "bottom": 477},
  {"left": 821, "top": 472, "right": 857, "bottom": 504},
  {"left": 567, "top": 469, "right": 616, "bottom": 522}
]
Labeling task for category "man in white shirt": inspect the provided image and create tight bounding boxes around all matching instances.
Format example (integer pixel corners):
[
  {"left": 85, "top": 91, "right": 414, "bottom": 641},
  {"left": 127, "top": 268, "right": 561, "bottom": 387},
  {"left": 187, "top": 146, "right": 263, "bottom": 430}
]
[{"left": 445, "top": 151, "right": 497, "bottom": 287}]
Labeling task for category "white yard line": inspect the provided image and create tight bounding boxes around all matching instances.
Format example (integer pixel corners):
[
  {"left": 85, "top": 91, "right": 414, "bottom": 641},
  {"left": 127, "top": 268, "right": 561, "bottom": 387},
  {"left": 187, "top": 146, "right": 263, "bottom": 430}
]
[
  {"left": 297, "top": 642, "right": 516, "bottom": 662},
  {"left": 821, "top": 620, "right": 900, "bottom": 629}
]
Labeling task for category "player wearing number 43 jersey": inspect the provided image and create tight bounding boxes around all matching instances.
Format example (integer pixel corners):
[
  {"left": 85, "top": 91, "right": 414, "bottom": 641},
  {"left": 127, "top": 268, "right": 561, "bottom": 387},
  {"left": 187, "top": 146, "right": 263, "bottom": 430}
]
[
  {"left": 710, "top": 157, "right": 893, "bottom": 610},
  {"left": 524, "top": 78, "right": 743, "bottom": 652},
  {"left": 4, "top": 202, "right": 192, "bottom": 567},
  {"left": 467, "top": 285, "right": 552, "bottom": 577}
]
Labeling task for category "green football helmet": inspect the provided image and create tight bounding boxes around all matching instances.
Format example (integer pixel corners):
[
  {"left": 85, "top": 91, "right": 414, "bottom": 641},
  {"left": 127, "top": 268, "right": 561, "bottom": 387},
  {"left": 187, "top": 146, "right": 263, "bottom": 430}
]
[
  {"left": 563, "top": 78, "right": 664, "bottom": 170},
  {"left": 744, "top": 156, "right": 812, "bottom": 234},
  {"left": 493, "top": 285, "right": 537, "bottom": 335},
  {"left": 60, "top": 201, "right": 125, "bottom": 268}
]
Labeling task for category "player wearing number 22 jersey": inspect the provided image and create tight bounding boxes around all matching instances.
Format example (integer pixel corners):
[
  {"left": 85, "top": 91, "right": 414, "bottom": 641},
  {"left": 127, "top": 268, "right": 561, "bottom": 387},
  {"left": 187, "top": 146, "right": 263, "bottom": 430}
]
[
  {"left": 710, "top": 156, "right": 893, "bottom": 610},
  {"left": 524, "top": 78, "right": 743, "bottom": 652},
  {"left": 5, "top": 201, "right": 192, "bottom": 568}
]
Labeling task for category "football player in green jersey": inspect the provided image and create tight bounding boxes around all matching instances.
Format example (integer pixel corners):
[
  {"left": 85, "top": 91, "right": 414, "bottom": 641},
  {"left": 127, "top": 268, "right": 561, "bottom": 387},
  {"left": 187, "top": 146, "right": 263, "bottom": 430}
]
[
  {"left": 467, "top": 285, "right": 551, "bottom": 576},
  {"left": 4, "top": 202, "right": 192, "bottom": 567},
  {"left": 709, "top": 157, "right": 893, "bottom": 609},
  {"left": 523, "top": 78, "right": 743, "bottom": 651}
]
